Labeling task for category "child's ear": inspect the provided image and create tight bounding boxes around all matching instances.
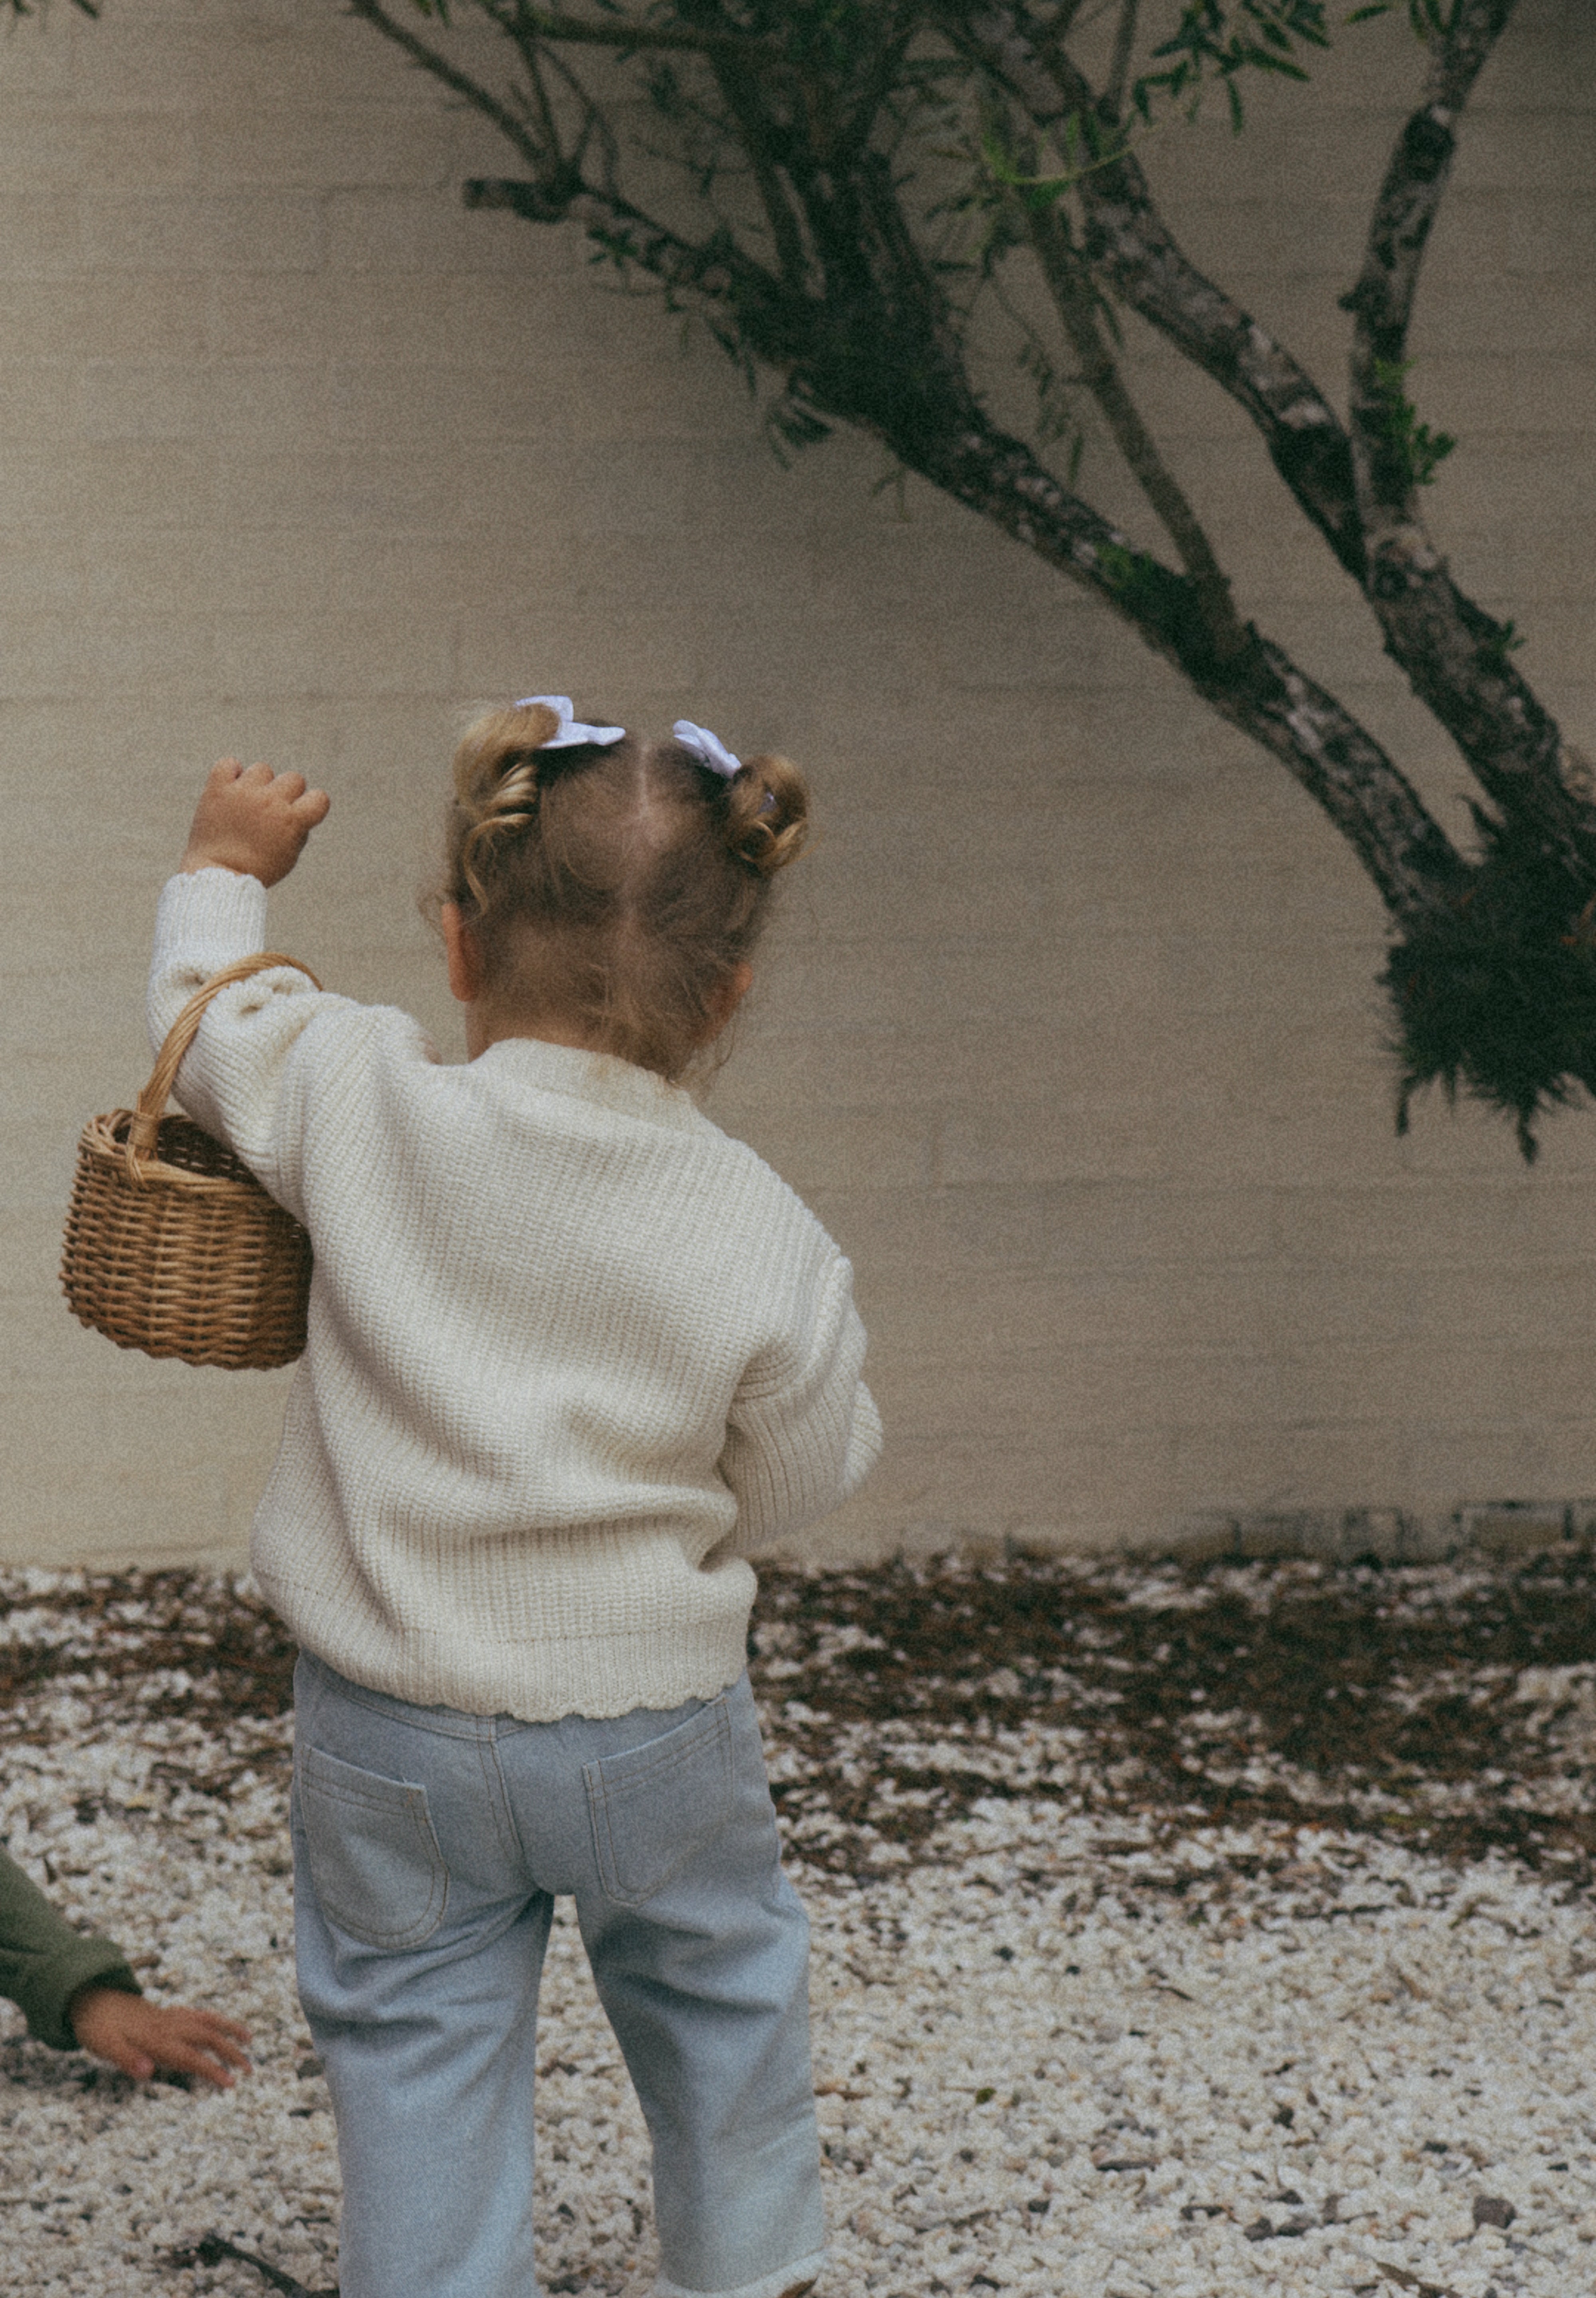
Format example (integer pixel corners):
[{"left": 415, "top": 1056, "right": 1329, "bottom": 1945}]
[
  {"left": 441, "top": 903, "right": 484, "bottom": 1005},
  {"left": 702, "top": 961, "right": 754, "bottom": 1041}
]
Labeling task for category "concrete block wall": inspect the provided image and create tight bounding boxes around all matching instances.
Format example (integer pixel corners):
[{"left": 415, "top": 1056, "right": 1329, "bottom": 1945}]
[{"left": 0, "top": 0, "right": 1591, "bottom": 1568}]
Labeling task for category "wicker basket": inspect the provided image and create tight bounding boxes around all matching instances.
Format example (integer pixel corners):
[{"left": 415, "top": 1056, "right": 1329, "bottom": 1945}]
[{"left": 61, "top": 952, "right": 321, "bottom": 1370}]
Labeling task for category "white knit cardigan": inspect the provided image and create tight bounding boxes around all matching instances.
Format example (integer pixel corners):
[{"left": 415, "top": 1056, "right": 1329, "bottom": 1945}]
[{"left": 150, "top": 870, "right": 881, "bottom": 1722}]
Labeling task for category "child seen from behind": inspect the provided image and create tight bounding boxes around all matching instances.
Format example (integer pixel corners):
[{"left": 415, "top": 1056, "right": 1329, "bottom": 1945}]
[{"left": 147, "top": 699, "right": 881, "bottom": 2298}]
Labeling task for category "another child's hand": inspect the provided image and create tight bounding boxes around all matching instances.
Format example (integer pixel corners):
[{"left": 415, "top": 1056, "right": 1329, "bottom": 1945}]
[
  {"left": 69, "top": 1984, "right": 253, "bottom": 2089},
  {"left": 182, "top": 758, "right": 330, "bottom": 887}
]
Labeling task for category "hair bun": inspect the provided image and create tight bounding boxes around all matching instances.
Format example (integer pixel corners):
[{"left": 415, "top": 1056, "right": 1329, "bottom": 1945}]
[
  {"left": 450, "top": 702, "right": 563, "bottom": 904},
  {"left": 452, "top": 701, "right": 561, "bottom": 807},
  {"left": 725, "top": 753, "right": 808, "bottom": 877}
]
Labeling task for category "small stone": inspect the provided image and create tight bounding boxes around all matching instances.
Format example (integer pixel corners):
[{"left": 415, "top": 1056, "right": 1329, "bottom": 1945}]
[
  {"left": 1472, "top": 2195, "right": 1516, "bottom": 2229},
  {"left": 1245, "top": 2212, "right": 1313, "bottom": 2242}
]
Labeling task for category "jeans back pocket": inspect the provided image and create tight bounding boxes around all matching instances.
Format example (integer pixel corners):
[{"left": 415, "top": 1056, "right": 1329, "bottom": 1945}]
[
  {"left": 298, "top": 1743, "right": 449, "bottom": 1950},
  {"left": 584, "top": 1696, "right": 735, "bottom": 1907}
]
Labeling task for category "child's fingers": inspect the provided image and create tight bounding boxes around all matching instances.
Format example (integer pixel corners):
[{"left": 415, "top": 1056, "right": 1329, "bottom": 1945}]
[
  {"left": 132, "top": 2007, "right": 251, "bottom": 2087},
  {"left": 169, "top": 2041, "right": 251, "bottom": 2087},
  {"left": 184, "top": 2009, "right": 255, "bottom": 2064},
  {"left": 164, "top": 2044, "right": 239, "bottom": 2087},
  {"left": 230, "top": 764, "right": 329, "bottom": 824},
  {"left": 271, "top": 771, "right": 331, "bottom": 825}
]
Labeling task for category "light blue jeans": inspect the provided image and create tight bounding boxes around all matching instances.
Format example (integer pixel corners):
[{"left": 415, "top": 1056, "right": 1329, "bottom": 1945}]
[{"left": 291, "top": 1652, "right": 826, "bottom": 2298}]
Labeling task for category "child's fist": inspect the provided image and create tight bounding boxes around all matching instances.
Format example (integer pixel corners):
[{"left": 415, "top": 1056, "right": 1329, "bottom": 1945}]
[
  {"left": 69, "top": 1984, "right": 253, "bottom": 2089},
  {"left": 181, "top": 758, "right": 330, "bottom": 887}
]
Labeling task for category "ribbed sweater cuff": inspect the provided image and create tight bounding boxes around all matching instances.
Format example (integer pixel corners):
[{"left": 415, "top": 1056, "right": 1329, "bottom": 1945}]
[{"left": 155, "top": 865, "right": 269, "bottom": 950}]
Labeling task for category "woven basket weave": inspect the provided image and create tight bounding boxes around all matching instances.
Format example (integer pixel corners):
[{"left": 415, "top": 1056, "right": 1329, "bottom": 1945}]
[{"left": 61, "top": 952, "right": 320, "bottom": 1370}]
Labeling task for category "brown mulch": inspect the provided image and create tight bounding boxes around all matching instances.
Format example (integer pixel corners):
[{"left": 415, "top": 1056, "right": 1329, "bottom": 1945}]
[
  {"left": 753, "top": 1550, "right": 1596, "bottom": 1881},
  {"left": 6, "top": 1548, "right": 1596, "bottom": 1890}
]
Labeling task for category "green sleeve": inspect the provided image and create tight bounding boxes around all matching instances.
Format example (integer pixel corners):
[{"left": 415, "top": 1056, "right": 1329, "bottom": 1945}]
[{"left": 0, "top": 1843, "right": 142, "bottom": 2051}]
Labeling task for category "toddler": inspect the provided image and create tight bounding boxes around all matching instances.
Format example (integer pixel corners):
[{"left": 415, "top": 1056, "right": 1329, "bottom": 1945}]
[{"left": 147, "top": 699, "right": 881, "bottom": 2298}]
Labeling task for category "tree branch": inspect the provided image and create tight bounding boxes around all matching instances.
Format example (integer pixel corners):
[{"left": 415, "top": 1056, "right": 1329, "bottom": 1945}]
[
  {"left": 681, "top": 17, "right": 814, "bottom": 296},
  {"left": 1104, "top": 0, "right": 1140, "bottom": 118},
  {"left": 1342, "top": 0, "right": 1596, "bottom": 862},
  {"left": 1344, "top": 0, "right": 1517, "bottom": 533},
  {"left": 839, "top": 8, "right": 929, "bottom": 164},
  {"left": 947, "top": 6, "right": 1367, "bottom": 580},
  {"left": 1021, "top": 194, "right": 1248, "bottom": 660},
  {"left": 480, "top": 2, "right": 570, "bottom": 171},
  {"left": 431, "top": 1, "right": 776, "bottom": 57},
  {"left": 344, "top": 0, "right": 547, "bottom": 173},
  {"left": 958, "top": 0, "right": 1595, "bottom": 868},
  {"left": 465, "top": 172, "right": 808, "bottom": 352},
  {"left": 898, "top": 413, "right": 1467, "bottom": 920}
]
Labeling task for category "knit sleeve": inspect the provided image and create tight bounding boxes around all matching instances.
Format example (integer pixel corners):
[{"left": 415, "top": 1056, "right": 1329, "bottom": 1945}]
[
  {"left": 718, "top": 1253, "right": 883, "bottom": 1557},
  {"left": 146, "top": 869, "right": 342, "bottom": 1225},
  {"left": 0, "top": 1846, "right": 141, "bottom": 2052}
]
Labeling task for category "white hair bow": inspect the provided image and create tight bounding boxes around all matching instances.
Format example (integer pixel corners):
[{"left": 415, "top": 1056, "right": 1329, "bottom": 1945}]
[
  {"left": 512, "top": 694, "right": 626, "bottom": 749},
  {"left": 673, "top": 720, "right": 742, "bottom": 779}
]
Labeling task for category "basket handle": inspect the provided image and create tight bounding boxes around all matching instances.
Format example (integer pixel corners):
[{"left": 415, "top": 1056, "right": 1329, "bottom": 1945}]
[{"left": 125, "top": 951, "right": 324, "bottom": 1174}]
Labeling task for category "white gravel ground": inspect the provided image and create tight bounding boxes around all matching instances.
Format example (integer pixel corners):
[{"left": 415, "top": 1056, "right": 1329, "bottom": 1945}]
[{"left": 4, "top": 1558, "right": 1596, "bottom": 2298}]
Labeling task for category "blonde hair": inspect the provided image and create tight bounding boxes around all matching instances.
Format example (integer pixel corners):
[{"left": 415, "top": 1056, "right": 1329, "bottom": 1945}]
[{"left": 440, "top": 701, "right": 809, "bottom": 1079}]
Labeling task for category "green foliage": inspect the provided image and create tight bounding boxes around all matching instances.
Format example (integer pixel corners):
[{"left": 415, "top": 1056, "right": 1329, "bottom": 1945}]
[
  {"left": 1385, "top": 809, "right": 1596, "bottom": 1161},
  {"left": 1371, "top": 357, "right": 1456, "bottom": 488},
  {"left": 1014, "top": 335, "right": 1088, "bottom": 475},
  {"left": 1475, "top": 617, "right": 1527, "bottom": 675},
  {"left": 1142, "top": 0, "right": 1331, "bottom": 130},
  {"left": 1096, "top": 541, "right": 1144, "bottom": 592},
  {"left": 1346, "top": 0, "right": 1464, "bottom": 34},
  {"left": 978, "top": 111, "right": 1133, "bottom": 209}
]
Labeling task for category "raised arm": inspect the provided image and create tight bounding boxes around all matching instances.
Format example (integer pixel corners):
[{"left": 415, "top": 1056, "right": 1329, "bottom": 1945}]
[{"left": 146, "top": 762, "right": 334, "bottom": 1216}]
